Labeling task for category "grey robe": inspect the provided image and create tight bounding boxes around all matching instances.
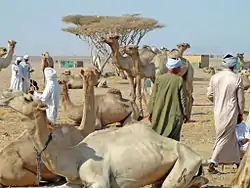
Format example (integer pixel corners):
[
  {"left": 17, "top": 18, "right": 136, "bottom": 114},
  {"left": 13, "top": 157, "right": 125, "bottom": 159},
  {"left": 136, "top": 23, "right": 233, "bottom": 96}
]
[{"left": 207, "top": 69, "right": 245, "bottom": 164}]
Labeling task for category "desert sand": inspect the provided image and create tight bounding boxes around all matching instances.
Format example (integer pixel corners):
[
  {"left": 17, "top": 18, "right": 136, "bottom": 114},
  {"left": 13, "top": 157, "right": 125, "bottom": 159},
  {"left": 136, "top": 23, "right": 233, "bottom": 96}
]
[{"left": 0, "top": 57, "right": 249, "bottom": 188}]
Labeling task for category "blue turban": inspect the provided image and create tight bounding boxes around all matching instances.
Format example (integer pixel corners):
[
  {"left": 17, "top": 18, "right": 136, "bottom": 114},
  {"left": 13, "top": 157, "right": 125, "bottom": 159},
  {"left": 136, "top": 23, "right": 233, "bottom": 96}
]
[
  {"left": 166, "top": 58, "right": 183, "bottom": 70},
  {"left": 222, "top": 54, "right": 238, "bottom": 68}
]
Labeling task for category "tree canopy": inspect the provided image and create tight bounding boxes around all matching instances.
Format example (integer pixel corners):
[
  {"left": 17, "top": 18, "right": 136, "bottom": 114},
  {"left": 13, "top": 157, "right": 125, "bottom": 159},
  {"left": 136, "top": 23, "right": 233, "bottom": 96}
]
[{"left": 62, "top": 14, "right": 165, "bottom": 56}]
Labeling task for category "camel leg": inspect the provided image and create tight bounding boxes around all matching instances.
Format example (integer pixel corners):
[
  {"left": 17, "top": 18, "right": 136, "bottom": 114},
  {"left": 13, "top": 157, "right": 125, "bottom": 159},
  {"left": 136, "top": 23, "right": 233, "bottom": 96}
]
[
  {"left": 184, "top": 79, "right": 193, "bottom": 122},
  {"left": 128, "top": 75, "right": 136, "bottom": 102},
  {"left": 161, "top": 144, "right": 202, "bottom": 188},
  {"left": 136, "top": 76, "right": 143, "bottom": 117}
]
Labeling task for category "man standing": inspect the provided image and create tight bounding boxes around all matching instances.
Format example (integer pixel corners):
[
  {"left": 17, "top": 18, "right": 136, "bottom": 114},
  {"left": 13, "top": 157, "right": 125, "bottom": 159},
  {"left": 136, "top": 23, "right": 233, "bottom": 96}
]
[
  {"left": 10, "top": 57, "right": 23, "bottom": 92},
  {"left": 29, "top": 67, "right": 61, "bottom": 127},
  {"left": 148, "top": 57, "right": 188, "bottom": 141},
  {"left": 207, "top": 54, "right": 245, "bottom": 173},
  {"left": 21, "top": 54, "right": 33, "bottom": 93}
]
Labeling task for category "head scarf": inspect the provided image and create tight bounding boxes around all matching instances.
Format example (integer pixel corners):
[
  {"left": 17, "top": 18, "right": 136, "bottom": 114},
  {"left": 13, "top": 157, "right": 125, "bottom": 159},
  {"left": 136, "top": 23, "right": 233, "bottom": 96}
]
[
  {"left": 44, "top": 67, "right": 57, "bottom": 81},
  {"left": 15, "top": 57, "right": 22, "bottom": 64},
  {"left": 166, "top": 58, "right": 183, "bottom": 70},
  {"left": 23, "top": 54, "right": 29, "bottom": 60},
  {"left": 222, "top": 54, "right": 237, "bottom": 68}
]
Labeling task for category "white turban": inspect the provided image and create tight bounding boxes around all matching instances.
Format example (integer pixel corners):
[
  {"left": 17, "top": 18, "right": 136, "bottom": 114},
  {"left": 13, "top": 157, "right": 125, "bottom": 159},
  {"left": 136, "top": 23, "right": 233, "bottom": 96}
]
[
  {"left": 15, "top": 57, "right": 22, "bottom": 64},
  {"left": 166, "top": 58, "right": 183, "bottom": 70},
  {"left": 23, "top": 54, "right": 29, "bottom": 60},
  {"left": 44, "top": 67, "right": 57, "bottom": 81},
  {"left": 222, "top": 54, "right": 237, "bottom": 68}
]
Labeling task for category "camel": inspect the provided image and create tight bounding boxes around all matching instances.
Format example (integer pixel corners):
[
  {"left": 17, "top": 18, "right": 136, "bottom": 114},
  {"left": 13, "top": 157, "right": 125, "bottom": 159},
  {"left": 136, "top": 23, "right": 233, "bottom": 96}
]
[
  {"left": 59, "top": 79, "right": 140, "bottom": 127},
  {"left": 0, "top": 40, "right": 16, "bottom": 71},
  {"left": 231, "top": 145, "right": 250, "bottom": 187},
  {"left": 0, "top": 91, "right": 85, "bottom": 187},
  {"left": 237, "top": 53, "right": 250, "bottom": 70},
  {"left": 59, "top": 70, "right": 84, "bottom": 89},
  {"left": 203, "top": 67, "right": 215, "bottom": 75},
  {"left": 102, "top": 35, "right": 137, "bottom": 103},
  {"left": 123, "top": 44, "right": 156, "bottom": 116},
  {"left": 3, "top": 67, "right": 209, "bottom": 188}
]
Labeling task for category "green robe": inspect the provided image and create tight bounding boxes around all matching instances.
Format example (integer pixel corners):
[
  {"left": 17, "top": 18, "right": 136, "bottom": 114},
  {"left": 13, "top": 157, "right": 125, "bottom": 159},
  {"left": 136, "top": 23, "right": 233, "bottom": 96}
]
[{"left": 148, "top": 73, "right": 188, "bottom": 141}]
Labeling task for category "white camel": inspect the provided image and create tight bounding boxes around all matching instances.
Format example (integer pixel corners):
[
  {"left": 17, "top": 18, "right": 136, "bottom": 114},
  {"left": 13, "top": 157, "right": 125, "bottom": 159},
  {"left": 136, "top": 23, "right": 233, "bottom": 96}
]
[{"left": 0, "top": 40, "right": 16, "bottom": 71}]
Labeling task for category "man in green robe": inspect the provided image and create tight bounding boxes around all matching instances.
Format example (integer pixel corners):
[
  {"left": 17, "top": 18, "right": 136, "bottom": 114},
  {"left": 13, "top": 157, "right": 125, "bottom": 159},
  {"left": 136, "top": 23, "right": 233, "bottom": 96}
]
[{"left": 148, "top": 57, "right": 188, "bottom": 141}]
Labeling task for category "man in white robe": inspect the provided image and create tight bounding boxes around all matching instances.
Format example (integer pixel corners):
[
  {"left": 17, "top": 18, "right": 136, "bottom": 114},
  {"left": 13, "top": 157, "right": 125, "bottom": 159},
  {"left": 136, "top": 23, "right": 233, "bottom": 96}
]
[
  {"left": 20, "top": 54, "right": 33, "bottom": 93},
  {"left": 235, "top": 120, "right": 250, "bottom": 155},
  {"left": 30, "top": 67, "right": 61, "bottom": 125},
  {"left": 10, "top": 57, "right": 23, "bottom": 91},
  {"left": 207, "top": 54, "right": 245, "bottom": 173}
]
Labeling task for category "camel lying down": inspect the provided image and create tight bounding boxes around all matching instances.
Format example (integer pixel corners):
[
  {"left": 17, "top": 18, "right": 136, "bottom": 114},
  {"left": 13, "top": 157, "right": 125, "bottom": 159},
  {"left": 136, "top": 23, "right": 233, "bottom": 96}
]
[{"left": 4, "top": 95, "right": 208, "bottom": 188}]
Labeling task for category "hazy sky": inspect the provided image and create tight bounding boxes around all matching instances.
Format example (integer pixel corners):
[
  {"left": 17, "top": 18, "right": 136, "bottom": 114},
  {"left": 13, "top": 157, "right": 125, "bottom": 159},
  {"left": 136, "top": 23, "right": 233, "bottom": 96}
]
[{"left": 1, "top": 0, "right": 250, "bottom": 56}]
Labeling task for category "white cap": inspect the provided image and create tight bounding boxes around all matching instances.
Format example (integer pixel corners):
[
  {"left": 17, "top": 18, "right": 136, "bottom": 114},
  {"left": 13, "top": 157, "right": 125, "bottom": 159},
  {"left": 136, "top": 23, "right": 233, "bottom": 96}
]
[
  {"left": 23, "top": 54, "right": 29, "bottom": 60},
  {"left": 16, "top": 57, "right": 22, "bottom": 61}
]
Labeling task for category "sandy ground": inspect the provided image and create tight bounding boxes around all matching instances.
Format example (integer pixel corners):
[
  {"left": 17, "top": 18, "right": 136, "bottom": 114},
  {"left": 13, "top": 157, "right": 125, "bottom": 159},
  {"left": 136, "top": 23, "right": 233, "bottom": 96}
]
[{"left": 0, "top": 60, "right": 249, "bottom": 188}]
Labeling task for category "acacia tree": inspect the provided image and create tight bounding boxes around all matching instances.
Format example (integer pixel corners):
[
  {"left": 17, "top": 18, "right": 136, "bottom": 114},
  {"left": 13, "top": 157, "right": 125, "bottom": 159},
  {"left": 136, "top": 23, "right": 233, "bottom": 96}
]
[{"left": 62, "top": 14, "right": 164, "bottom": 73}]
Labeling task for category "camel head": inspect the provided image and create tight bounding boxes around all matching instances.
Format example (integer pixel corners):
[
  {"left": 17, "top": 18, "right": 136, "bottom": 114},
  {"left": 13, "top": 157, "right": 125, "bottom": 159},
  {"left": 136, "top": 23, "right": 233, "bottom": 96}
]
[
  {"left": 177, "top": 42, "right": 191, "bottom": 51},
  {"left": 0, "top": 91, "right": 46, "bottom": 121},
  {"left": 124, "top": 44, "right": 139, "bottom": 56},
  {"left": 80, "top": 68, "right": 101, "bottom": 87},
  {"left": 101, "top": 35, "right": 120, "bottom": 46},
  {"left": 58, "top": 79, "right": 68, "bottom": 94},
  {"left": 8, "top": 40, "right": 17, "bottom": 51},
  {"left": 237, "top": 53, "right": 244, "bottom": 60},
  {"left": 0, "top": 47, "right": 7, "bottom": 57}
]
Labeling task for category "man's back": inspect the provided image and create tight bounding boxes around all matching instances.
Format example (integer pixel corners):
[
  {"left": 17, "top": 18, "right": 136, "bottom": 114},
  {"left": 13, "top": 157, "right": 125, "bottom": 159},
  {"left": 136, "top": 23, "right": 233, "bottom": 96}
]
[
  {"left": 153, "top": 73, "right": 185, "bottom": 117},
  {"left": 209, "top": 70, "right": 241, "bottom": 112}
]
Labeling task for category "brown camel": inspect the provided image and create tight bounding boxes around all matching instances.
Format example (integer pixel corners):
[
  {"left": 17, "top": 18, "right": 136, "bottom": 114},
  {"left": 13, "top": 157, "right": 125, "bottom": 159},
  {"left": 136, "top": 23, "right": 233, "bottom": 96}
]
[
  {"left": 59, "top": 70, "right": 84, "bottom": 89},
  {"left": 0, "top": 40, "right": 16, "bottom": 71},
  {"left": 175, "top": 43, "right": 194, "bottom": 121},
  {"left": 58, "top": 79, "right": 140, "bottom": 127},
  {"left": 231, "top": 145, "right": 250, "bottom": 187},
  {"left": 123, "top": 44, "right": 156, "bottom": 116},
  {"left": 102, "top": 35, "right": 137, "bottom": 103},
  {"left": 203, "top": 67, "right": 216, "bottom": 75},
  {"left": 0, "top": 92, "right": 84, "bottom": 187},
  {"left": 237, "top": 53, "right": 250, "bottom": 69},
  {"left": 41, "top": 52, "right": 54, "bottom": 86}
]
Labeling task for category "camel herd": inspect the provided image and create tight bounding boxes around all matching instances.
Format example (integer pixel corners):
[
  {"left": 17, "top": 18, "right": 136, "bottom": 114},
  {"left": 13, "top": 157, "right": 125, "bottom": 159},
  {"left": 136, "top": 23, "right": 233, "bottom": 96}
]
[{"left": 0, "top": 37, "right": 250, "bottom": 187}]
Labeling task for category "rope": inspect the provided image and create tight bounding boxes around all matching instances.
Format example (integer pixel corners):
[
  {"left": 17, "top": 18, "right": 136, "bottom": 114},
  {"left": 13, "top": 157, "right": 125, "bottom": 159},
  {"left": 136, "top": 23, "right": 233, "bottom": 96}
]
[{"left": 34, "top": 132, "right": 53, "bottom": 185}]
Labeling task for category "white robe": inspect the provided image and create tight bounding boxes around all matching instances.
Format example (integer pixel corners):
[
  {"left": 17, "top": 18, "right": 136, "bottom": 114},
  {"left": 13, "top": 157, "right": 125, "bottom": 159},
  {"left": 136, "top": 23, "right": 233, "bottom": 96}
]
[
  {"left": 10, "top": 63, "right": 23, "bottom": 91},
  {"left": 20, "top": 61, "right": 31, "bottom": 93},
  {"left": 33, "top": 67, "right": 61, "bottom": 124},
  {"left": 207, "top": 69, "right": 245, "bottom": 164}
]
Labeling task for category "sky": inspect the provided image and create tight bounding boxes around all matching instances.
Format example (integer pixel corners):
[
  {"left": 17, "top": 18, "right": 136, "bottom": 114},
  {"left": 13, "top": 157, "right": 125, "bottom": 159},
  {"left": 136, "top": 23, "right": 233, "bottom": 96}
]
[{"left": 1, "top": 0, "right": 250, "bottom": 56}]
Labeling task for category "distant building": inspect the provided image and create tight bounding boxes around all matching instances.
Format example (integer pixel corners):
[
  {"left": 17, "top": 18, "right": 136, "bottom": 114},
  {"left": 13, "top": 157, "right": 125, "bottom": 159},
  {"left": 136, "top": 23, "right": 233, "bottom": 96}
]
[{"left": 183, "top": 54, "right": 210, "bottom": 68}]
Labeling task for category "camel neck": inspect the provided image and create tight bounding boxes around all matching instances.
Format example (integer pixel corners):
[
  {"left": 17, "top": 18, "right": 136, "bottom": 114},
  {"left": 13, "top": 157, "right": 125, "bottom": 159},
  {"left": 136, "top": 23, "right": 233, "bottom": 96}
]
[
  {"left": 131, "top": 53, "right": 141, "bottom": 74},
  {"left": 0, "top": 49, "right": 14, "bottom": 69},
  {"left": 61, "top": 86, "right": 72, "bottom": 110},
  {"left": 79, "top": 81, "right": 96, "bottom": 137},
  {"left": 110, "top": 43, "right": 123, "bottom": 69},
  {"left": 178, "top": 48, "right": 185, "bottom": 57},
  {"left": 31, "top": 111, "right": 57, "bottom": 172}
]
